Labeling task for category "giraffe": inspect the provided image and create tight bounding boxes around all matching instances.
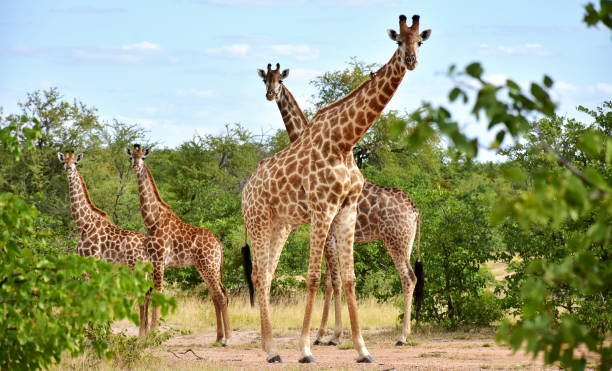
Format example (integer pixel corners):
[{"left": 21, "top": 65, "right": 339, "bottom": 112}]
[
  {"left": 57, "top": 151, "right": 152, "bottom": 337},
  {"left": 242, "top": 14, "right": 431, "bottom": 363},
  {"left": 256, "top": 63, "right": 422, "bottom": 346},
  {"left": 125, "top": 145, "right": 231, "bottom": 345}
]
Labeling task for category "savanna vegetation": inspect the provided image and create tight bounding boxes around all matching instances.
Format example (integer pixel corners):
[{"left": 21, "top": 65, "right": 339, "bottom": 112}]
[{"left": 0, "top": 2, "right": 610, "bottom": 370}]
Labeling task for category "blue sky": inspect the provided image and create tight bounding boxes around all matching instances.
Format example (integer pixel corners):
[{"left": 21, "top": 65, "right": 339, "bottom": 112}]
[{"left": 1, "top": 0, "right": 610, "bottom": 159}]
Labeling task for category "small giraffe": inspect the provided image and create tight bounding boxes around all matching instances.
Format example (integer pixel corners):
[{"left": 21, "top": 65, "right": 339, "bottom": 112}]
[
  {"left": 243, "top": 14, "right": 431, "bottom": 364},
  {"left": 57, "top": 151, "right": 151, "bottom": 337},
  {"left": 126, "top": 145, "right": 231, "bottom": 345},
  {"left": 257, "top": 63, "right": 421, "bottom": 346}
]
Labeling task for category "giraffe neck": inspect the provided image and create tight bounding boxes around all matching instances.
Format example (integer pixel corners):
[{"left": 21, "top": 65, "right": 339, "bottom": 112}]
[
  {"left": 136, "top": 164, "right": 171, "bottom": 230},
  {"left": 313, "top": 49, "right": 406, "bottom": 148},
  {"left": 277, "top": 84, "right": 309, "bottom": 143},
  {"left": 66, "top": 170, "right": 109, "bottom": 231}
]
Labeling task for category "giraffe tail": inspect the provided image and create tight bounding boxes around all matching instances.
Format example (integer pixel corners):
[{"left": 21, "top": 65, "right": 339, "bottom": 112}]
[
  {"left": 241, "top": 244, "right": 255, "bottom": 307},
  {"left": 413, "top": 213, "right": 425, "bottom": 323}
]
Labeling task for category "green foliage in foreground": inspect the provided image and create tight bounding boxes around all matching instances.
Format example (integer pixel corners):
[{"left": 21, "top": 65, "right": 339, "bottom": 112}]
[
  {"left": 397, "top": 30, "right": 611, "bottom": 371},
  {"left": 0, "top": 120, "right": 175, "bottom": 370}
]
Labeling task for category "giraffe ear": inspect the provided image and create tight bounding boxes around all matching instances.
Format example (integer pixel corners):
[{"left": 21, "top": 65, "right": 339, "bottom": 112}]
[
  {"left": 125, "top": 147, "right": 132, "bottom": 156},
  {"left": 420, "top": 29, "right": 432, "bottom": 41},
  {"left": 280, "top": 69, "right": 290, "bottom": 80},
  {"left": 143, "top": 148, "right": 151, "bottom": 157},
  {"left": 57, "top": 152, "right": 65, "bottom": 163},
  {"left": 257, "top": 69, "right": 266, "bottom": 79},
  {"left": 76, "top": 153, "right": 83, "bottom": 163},
  {"left": 387, "top": 29, "right": 398, "bottom": 41}
]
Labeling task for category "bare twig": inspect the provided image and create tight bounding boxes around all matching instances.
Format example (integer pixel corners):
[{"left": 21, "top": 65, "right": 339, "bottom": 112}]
[{"left": 180, "top": 349, "right": 204, "bottom": 360}]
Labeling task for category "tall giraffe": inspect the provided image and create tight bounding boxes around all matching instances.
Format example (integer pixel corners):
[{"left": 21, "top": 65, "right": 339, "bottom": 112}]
[
  {"left": 242, "top": 14, "right": 431, "bottom": 363},
  {"left": 126, "top": 145, "right": 231, "bottom": 345},
  {"left": 57, "top": 151, "right": 151, "bottom": 337},
  {"left": 257, "top": 63, "right": 422, "bottom": 346}
]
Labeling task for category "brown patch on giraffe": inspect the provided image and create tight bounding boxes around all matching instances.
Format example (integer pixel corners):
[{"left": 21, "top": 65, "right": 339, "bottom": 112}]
[{"left": 381, "top": 82, "right": 392, "bottom": 97}]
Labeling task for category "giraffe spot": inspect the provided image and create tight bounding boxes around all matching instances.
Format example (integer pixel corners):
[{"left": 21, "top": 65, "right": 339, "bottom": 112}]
[
  {"left": 286, "top": 161, "right": 297, "bottom": 175},
  {"left": 288, "top": 174, "right": 301, "bottom": 187},
  {"left": 348, "top": 106, "right": 356, "bottom": 118},
  {"left": 331, "top": 127, "right": 342, "bottom": 142},
  {"left": 366, "top": 112, "right": 377, "bottom": 123}
]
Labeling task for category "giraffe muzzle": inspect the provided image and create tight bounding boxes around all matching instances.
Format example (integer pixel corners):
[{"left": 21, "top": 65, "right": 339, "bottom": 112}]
[{"left": 405, "top": 55, "right": 417, "bottom": 70}]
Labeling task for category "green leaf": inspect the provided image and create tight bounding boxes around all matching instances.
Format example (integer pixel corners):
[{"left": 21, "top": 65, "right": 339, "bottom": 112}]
[
  {"left": 465, "top": 62, "right": 484, "bottom": 79},
  {"left": 543, "top": 75, "right": 554, "bottom": 88},
  {"left": 449, "top": 87, "right": 463, "bottom": 102},
  {"left": 502, "top": 167, "right": 526, "bottom": 183}
]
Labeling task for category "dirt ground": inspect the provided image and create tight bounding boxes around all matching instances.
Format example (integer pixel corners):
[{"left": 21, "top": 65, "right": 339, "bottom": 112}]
[{"left": 114, "top": 324, "right": 558, "bottom": 370}]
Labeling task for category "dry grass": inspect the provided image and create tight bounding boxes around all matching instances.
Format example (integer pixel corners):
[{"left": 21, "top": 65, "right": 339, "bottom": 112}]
[
  {"left": 115, "top": 292, "right": 401, "bottom": 334},
  {"left": 165, "top": 296, "right": 399, "bottom": 332}
]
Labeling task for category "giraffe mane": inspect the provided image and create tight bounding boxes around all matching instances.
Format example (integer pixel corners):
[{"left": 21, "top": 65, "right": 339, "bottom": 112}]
[
  {"left": 282, "top": 86, "right": 309, "bottom": 128},
  {"left": 144, "top": 165, "right": 171, "bottom": 210},
  {"left": 77, "top": 172, "right": 110, "bottom": 220},
  {"left": 311, "top": 49, "right": 400, "bottom": 122},
  {"left": 311, "top": 77, "right": 372, "bottom": 121}
]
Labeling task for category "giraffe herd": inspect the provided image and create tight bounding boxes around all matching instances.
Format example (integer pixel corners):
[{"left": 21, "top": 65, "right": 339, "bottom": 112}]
[{"left": 58, "top": 14, "right": 431, "bottom": 364}]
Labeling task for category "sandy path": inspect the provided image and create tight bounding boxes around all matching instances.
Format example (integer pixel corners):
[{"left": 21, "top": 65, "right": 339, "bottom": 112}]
[{"left": 120, "top": 326, "right": 557, "bottom": 370}]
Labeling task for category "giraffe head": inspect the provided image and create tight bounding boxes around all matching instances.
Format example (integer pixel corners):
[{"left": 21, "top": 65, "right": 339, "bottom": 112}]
[
  {"left": 125, "top": 144, "right": 150, "bottom": 170},
  {"left": 57, "top": 151, "right": 83, "bottom": 173},
  {"left": 387, "top": 14, "right": 432, "bottom": 71},
  {"left": 257, "top": 63, "right": 290, "bottom": 101}
]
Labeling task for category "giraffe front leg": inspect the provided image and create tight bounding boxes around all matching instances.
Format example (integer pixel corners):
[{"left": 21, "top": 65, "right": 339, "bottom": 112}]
[
  {"left": 150, "top": 260, "right": 164, "bottom": 331},
  {"left": 334, "top": 204, "right": 372, "bottom": 363},
  {"left": 298, "top": 214, "right": 334, "bottom": 363}
]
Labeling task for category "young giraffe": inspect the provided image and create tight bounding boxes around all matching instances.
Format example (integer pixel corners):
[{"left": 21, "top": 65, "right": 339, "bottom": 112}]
[
  {"left": 57, "top": 151, "right": 151, "bottom": 337},
  {"left": 242, "top": 14, "right": 431, "bottom": 363},
  {"left": 126, "top": 145, "right": 231, "bottom": 345},
  {"left": 257, "top": 63, "right": 421, "bottom": 346}
]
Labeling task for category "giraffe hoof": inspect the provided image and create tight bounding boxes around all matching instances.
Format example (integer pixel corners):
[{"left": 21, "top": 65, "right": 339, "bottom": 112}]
[
  {"left": 267, "top": 355, "right": 282, "bottom": 363},
  {"left": 313, "top": 339, "right": 322, "bottom": 345},
  {"left": 395, "top": 341, "right": 405, "bottom": 346},
  {"left": 298, "top": 356, "right": 315, "bottom": 363},
  {"left": 357, "top": 355, "right": 374, "bottom": 363},
  {"left": 326, "top": 341, "right": 338, "bottom": 346},
  {"left": 221, "top": 343, "right": 228, "bottom": 347}
]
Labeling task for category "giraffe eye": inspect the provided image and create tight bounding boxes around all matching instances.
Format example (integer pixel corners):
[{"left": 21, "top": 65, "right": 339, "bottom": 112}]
[
  {"left": 396, "top": 41, "right": 402, "bottom": 46},
  {"left": 418, "top": 41, "right": 423, "bottom": 47}
]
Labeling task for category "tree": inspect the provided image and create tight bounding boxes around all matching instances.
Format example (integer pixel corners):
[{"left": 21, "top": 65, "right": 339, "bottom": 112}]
[
  {"left": 0, "top": 117, "right": 175, "bottom": 370},
  {"left": 393, "top": 3, "right": 611, "bottom": 365}
]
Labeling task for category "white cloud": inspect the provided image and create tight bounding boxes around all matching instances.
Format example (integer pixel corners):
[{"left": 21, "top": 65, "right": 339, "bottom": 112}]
[
  {"left": 595, "top": 83, "right": 612, "bottom": 95},
  {"left": 107, "top": 115, "right": 159, "bottom": 128},
  {"left": 49, "top": 6, "right": 127, "bottom": 14},
  {"left": 3, "top": 42, "right": 174, "bottom": 65},
  {"left": 555, "top": 81, "right": 578, "bottom": 93},
  {"left": 175, "top": 89, "right": 216, "bottom": 97},
  {"left": 479, "top": 43, "right": 552, "bottom": 57},
  {"left": 269, "top": 44, "right": 320, "bottom": 61},
  {"left": 121, "top": 41, "right": 161, "bottom": 51},
  {"left": 484, "top": 73, "right": 508, "bottom": 85},
  {"left": 287, "top": 68, "right": 321, "bottom": 80},
  {"left": 204, "top": 44, "right": 250, "bottom": 57}
]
